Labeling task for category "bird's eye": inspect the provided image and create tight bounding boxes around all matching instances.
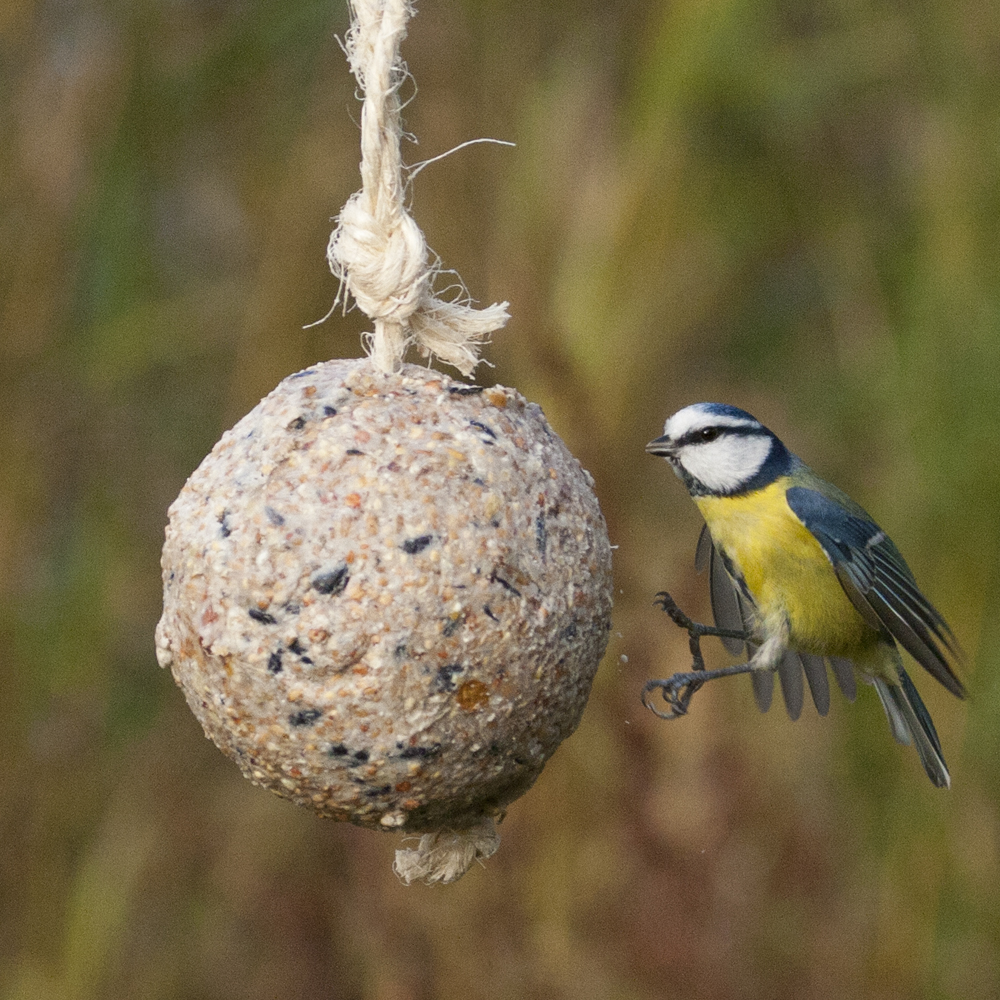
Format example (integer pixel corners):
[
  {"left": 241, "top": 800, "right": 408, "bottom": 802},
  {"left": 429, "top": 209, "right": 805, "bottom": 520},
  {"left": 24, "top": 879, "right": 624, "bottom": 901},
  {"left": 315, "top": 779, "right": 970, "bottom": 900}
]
[{"left": 699, "top": 428, "right": 720, "bottom": 442}]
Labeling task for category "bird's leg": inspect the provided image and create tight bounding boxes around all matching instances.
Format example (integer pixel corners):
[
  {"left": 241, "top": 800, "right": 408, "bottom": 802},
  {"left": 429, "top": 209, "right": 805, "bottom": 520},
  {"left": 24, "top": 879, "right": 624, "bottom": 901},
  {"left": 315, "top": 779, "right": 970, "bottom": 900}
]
[
  {"left": 652, "top": 591, "right": 749, "bottom": 647},
  {"left": 642, "top": 591, "right": 753, "bottom": 719}
]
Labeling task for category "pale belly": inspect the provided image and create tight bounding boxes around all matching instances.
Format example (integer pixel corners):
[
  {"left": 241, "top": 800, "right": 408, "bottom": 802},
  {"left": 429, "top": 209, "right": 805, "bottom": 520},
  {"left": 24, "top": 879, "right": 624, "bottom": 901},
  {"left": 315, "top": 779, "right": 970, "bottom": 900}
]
[{"left": 696, "top": 482, "right": 879, "bottom": 659}]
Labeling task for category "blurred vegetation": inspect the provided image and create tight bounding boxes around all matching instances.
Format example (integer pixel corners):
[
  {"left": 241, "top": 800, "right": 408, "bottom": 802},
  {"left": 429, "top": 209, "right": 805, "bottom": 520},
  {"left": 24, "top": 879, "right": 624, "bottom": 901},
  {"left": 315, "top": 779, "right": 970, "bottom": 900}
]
[{"left": 2, "top": 0, "right": 999, "bottom": 996}]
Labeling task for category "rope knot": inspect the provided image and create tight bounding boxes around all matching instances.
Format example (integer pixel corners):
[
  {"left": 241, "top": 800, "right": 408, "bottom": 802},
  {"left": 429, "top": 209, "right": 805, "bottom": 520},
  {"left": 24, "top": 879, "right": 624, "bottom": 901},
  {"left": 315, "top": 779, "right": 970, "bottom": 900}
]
[{"left": 330, "top": 193, "right": 430, "bottom": 326}]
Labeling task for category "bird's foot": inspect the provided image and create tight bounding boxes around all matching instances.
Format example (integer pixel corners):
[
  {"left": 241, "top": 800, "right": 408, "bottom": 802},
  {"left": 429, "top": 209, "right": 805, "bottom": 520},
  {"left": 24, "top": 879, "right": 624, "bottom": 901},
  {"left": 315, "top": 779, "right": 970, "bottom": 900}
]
[{"left": 643, "top": 592, "right": 751, "bottom": 720}]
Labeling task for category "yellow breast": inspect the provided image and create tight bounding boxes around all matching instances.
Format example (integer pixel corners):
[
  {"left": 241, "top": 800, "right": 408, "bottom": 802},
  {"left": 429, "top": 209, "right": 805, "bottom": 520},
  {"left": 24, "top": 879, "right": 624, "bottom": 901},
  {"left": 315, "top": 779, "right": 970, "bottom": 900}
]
[{"left": 695, "top": 479, "right": 877, "bottom": 658}]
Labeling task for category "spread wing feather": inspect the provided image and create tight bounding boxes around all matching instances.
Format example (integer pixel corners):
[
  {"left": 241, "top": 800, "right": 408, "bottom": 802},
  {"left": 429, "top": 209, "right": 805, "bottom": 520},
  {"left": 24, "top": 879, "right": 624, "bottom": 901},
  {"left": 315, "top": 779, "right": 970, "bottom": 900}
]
[
  {"left": 777, "top": 650, "right": 805, "bottom": 721},
  {"left": 786, "top": 487, "right": 964, "bottom": 699},
  {"left": 829, "top": 657, "right": 857, "bottom": 702},
  {"left": 695, "top": 522, "right": 712, "bottom": 574},
  {"left": 801, "top": 653, "right": 830, "bottom": 716},
  {"left": 750, "top": 648, "right": 773, "bottom": 713},
  {"left": 698, "top": 524, "right": 748, "bottom": 657}
]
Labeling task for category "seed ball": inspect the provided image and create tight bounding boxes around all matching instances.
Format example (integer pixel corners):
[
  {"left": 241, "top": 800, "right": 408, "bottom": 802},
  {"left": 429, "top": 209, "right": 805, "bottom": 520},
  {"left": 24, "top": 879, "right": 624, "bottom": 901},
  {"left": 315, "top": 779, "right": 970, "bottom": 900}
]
[{"left": 156, "top": 359, "right": 613, "bottom": 836}]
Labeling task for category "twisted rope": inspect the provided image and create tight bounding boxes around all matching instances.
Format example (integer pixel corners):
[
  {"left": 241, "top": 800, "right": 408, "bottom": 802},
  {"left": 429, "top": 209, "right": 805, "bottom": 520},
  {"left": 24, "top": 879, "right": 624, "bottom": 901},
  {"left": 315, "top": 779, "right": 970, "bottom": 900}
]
[{"left": 327, "top": 0, "right": 509, "bottom": 375}]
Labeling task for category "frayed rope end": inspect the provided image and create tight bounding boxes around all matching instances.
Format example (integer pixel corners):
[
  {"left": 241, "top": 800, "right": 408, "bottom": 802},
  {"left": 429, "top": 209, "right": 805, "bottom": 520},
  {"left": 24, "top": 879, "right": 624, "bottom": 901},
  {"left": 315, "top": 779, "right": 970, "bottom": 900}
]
[{"left": 393, "top": 818, "right": 501, "bottom": 886}]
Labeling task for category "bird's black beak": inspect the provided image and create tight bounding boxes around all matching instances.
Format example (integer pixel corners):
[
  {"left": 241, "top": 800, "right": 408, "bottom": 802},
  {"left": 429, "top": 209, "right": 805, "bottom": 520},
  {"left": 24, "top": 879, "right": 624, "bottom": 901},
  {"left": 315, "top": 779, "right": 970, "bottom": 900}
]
[{"left": 645, "top": 435, "right": 675, "bottom": 457}]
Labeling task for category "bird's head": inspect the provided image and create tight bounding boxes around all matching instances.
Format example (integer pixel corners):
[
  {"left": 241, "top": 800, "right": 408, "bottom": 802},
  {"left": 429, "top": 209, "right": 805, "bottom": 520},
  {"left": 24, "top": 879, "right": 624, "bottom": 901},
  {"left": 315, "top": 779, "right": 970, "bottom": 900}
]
[{"left": 646, "top": 403, "right": 793, "bottom": 497}]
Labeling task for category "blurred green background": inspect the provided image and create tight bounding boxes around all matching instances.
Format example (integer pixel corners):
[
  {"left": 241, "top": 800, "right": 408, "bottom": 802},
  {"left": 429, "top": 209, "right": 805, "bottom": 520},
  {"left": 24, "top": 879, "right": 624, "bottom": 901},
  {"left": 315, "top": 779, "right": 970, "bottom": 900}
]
[{"left": 3, "top": 0, "right": 999, "bottom": 997}]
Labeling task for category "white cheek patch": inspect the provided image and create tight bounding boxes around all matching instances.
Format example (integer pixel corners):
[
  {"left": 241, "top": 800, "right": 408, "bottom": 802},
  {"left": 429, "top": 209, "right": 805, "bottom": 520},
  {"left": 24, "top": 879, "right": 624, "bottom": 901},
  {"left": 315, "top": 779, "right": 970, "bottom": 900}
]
[{"left": 680, "top": 435, "right": 772, "bottom": 494}]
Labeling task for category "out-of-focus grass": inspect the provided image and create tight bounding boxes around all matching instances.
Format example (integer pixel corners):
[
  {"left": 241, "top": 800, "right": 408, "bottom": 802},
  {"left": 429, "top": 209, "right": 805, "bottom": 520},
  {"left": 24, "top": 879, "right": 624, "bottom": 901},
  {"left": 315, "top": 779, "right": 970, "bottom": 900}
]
[{"left": 2, "top": 0, "right": 999, "bottom": 997}]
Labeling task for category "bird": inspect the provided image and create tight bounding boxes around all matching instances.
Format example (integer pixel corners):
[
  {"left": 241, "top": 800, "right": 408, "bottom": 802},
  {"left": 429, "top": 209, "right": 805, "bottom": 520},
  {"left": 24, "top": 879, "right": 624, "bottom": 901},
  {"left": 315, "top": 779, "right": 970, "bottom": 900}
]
[{"left": 646, "top": 402, "right": 965, "bottom": 787}]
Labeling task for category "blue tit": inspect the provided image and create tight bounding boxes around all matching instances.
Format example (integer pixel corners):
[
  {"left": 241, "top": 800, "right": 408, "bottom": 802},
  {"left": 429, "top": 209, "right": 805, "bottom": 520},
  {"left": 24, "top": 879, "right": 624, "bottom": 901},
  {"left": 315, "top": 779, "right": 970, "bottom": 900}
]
[{"left": 646, "top": 402, "right": 964, "bottom": 788}]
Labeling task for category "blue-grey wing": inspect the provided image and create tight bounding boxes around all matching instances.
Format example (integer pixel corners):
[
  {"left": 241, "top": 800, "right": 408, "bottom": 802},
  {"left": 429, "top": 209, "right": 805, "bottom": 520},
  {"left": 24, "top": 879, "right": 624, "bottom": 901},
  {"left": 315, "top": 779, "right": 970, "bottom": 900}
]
[{"left": 785, "top": 486, "right": 964, "bottom": 698}]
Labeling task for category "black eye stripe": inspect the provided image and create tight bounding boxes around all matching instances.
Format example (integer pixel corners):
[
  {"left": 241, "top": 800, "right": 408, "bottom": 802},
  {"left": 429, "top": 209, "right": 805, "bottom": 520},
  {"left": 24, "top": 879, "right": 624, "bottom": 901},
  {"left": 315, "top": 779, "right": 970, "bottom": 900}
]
[{"left": 675, "top": 425, "right": 762, "bottom": 448}]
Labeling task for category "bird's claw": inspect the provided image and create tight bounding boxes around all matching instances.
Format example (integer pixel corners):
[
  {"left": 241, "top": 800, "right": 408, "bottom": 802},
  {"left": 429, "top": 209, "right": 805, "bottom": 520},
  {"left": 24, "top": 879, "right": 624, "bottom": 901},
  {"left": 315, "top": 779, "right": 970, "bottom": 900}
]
[
  {"left": 641, "top": 673, "right": 704, "bottom": 719},
  {"left": 653, "top": 591, "right": 697, "bottom": 631}
]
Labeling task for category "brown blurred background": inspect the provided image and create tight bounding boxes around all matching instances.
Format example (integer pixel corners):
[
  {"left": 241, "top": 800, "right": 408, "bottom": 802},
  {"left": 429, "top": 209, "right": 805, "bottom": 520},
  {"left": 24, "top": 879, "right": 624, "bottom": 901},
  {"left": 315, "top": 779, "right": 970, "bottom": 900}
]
[{"left": 3, "top": 0, "right": 999, "bottom": 997}]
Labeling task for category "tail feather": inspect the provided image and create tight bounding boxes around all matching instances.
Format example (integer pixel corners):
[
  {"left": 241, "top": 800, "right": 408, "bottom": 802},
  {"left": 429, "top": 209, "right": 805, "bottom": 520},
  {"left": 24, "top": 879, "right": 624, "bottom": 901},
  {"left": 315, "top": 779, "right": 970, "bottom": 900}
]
[
  {"left": 874, "top": 671, "right": 950, "bottom": 788},
  {"left": 872, "top": 678, "right": 911, "bottom": 746},
  {"left": 897, "top": 668, "right": 948, "bottom": 778}
]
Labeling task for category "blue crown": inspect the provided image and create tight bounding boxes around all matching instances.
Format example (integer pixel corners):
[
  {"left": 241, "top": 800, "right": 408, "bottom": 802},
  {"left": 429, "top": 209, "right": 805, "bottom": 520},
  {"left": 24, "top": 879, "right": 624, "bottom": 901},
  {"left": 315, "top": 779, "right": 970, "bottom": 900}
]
[{"left": 696, "top": 402, "right": 761, "bottom": 424}]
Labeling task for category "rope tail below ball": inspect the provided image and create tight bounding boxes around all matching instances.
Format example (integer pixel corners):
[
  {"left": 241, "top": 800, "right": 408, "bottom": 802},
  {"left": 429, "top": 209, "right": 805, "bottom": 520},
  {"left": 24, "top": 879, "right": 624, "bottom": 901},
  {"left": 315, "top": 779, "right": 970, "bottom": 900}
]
[
  {"left": 326, "top": 0, "right": 510, "bottom": 377},
  {"left": 155, "top": 0, "right": 613, "bottom": 889}
]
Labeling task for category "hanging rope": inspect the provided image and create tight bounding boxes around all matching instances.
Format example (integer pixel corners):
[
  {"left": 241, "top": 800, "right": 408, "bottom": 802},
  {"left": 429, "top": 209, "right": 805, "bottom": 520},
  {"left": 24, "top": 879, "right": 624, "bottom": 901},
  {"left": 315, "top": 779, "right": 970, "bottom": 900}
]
[{"left": 327, "top": 0, "right": 509, "bottom": 376}]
